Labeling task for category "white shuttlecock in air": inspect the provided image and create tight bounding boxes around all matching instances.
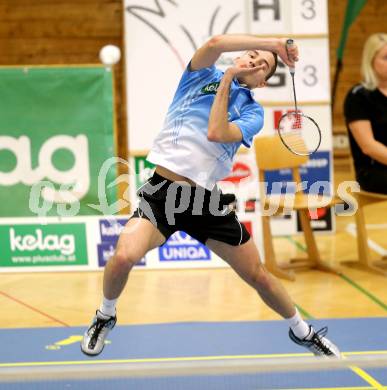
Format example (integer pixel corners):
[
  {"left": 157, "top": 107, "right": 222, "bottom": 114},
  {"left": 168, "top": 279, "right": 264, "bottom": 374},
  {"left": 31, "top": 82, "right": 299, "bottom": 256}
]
[{"left": 99, "top": 45, "right": 121, "bottom": 66}]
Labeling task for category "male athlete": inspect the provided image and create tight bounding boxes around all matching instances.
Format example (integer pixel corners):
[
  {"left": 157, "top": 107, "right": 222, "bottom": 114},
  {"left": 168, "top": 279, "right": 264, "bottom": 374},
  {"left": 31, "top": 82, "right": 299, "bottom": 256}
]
[{"left": 81, "top": 35, "right": 340, "bottom": 358}]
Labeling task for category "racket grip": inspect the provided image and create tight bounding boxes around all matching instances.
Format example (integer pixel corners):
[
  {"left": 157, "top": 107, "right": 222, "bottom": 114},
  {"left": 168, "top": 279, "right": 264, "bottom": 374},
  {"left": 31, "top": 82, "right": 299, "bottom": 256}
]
[
  {"left": 286, "top": 39, "right": 296, "bottom": 74},
  {"left": 286, "top": 38, "right": 295, "bottom": 47}
]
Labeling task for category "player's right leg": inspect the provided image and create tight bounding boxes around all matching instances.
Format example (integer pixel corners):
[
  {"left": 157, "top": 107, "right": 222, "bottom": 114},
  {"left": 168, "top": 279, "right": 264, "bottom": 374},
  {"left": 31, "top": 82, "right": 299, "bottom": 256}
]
[
  {"left": 81, "top": 217, "right": 166, "bottom": 356},
  {"left": 206, "top": 237, "right": 341, "bottom": 358}
]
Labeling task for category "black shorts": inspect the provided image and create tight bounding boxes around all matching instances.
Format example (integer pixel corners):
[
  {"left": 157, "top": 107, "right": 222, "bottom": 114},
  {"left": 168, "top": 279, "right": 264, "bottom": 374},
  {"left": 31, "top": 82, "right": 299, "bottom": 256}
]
[{"left": 130, "top": 172, "right": 250, "bottom": 246}]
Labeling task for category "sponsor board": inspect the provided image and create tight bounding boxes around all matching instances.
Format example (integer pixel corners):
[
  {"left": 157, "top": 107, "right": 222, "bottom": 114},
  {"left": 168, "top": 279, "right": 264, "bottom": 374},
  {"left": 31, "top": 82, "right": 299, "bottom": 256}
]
[
  {"left": 221, "top": 162, "right": 252, "bottom": 184},
  {"left": 219, "top": 152, "right": 260, "bottom": 214},
  {"left": 99, "top": 218, "right": 129, "bottom": 243},
  {"left": 0, "top": 67, "right": 117, "bottom": 217},
  {"left": 159, "top": 231, "right": 211, "bottom": 262},
  {"left": 243, "top": 198, "right": 258, "bottom": 213},
  {"left": 97, "top": 242, "right": 116, "bottom": 267},
  {"left": 264, "top": 151, "right": 331, "bottom": 195},
  {"left": 97, "top": 242, "right": 146, "bottom": 267},
  {"left": 0, "top": 223, "right": 87, "bottom": 267},
  {"left": 97, "top": 217, "right": 146, "bottom": 267},
  {"left": 296, "top": 207, "right": 333, "bottom": 232},
  {"left": 134, "top": 156, "right": 155, "bottom": 190}
]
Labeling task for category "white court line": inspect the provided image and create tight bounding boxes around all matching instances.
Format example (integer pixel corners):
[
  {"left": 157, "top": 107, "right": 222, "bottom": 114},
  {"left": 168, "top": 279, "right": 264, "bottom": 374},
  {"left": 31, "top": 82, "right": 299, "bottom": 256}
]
[{"left": 346, "top": 224, "right": 387, "bottom": 256}]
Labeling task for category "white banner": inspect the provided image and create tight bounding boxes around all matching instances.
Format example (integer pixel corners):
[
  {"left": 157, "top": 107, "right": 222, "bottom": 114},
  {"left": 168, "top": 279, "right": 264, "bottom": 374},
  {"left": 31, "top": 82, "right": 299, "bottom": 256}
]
[
  {"left": 124, "top": 1, "right": 329, "bottom": 151},
  {"left": 248, "top": 0, "right": 328, "bottom": 35},
  {"left": 124, "top": 0, "right": 247, "bottom": 151}
]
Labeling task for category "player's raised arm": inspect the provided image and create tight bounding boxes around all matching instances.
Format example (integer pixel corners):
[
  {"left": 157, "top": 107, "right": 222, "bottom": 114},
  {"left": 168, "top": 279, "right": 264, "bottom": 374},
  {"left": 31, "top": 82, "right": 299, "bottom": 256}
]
[
  {"left": 190, "top": 34, "right": 299, "bottom": 71},
  {"left": 207, "top": 65, "right": 265, "bottom": 143}
]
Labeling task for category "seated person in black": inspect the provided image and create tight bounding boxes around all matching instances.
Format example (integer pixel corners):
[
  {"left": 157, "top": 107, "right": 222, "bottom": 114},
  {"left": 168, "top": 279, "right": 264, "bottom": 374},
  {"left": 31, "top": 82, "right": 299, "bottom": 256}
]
[{"left": 344, "top": 33, "right": 387, "bottom": 194}]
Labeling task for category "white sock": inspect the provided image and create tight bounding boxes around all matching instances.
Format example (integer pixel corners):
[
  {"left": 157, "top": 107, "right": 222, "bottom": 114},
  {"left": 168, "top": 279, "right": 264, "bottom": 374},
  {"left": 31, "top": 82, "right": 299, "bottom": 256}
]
[
  {"left": 99, "top": 297, "right": 117, "bottom": 317},
  {"left": 287, "top": 308, "right": 310, "bottom": 339}
]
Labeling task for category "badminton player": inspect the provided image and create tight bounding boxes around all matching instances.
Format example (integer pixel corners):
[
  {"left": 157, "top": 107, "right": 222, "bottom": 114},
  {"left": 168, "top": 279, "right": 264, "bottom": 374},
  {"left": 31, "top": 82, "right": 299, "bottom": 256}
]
[{"left": 81, "top": 34, "right": 340, "bottom": 358}]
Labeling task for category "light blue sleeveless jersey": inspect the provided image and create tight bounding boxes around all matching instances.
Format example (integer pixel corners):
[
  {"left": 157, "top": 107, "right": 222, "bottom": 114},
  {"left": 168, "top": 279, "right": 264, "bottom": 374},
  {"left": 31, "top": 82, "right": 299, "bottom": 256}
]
[{"left": 147, "top": 63, "right": 264, "bottom": 189}]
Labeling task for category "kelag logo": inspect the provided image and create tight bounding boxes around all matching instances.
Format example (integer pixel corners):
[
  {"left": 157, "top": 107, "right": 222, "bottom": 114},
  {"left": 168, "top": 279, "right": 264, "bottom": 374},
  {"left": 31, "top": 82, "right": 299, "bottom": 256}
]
[
  {"left": 159, "top": 231, "right": 211, "bottom": 261},
  {"left": 200, "top": 82, "right": 220, "bottom": 95},
  {"left": 0, "top": 135, "right": 90, "bottom": 204},
  {"left": 0, "top": 223, "right": 87, "bottom": 267}
]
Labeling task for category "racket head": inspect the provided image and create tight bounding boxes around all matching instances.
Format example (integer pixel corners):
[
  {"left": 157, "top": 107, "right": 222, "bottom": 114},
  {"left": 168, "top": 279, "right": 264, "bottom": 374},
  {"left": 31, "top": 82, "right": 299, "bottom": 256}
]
[{"left": 277, "top": 111, "right": 322, "bottom": 156}]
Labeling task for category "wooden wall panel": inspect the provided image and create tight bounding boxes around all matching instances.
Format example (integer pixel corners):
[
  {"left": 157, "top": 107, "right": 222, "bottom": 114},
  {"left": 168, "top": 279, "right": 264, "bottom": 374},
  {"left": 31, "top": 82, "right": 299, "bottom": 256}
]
[{"left": 328, "top": 0, "right": 387, "bottom": 131}]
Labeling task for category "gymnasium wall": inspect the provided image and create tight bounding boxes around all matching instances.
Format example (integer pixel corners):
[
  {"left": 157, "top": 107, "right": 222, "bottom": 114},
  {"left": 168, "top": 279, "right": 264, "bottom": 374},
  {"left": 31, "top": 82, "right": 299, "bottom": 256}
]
[
  {"left": 0, "top": 0, "right": 127, "bottom": 163},
  {"left": 0, "top": 0, "right": 386, "bottom": 156}
]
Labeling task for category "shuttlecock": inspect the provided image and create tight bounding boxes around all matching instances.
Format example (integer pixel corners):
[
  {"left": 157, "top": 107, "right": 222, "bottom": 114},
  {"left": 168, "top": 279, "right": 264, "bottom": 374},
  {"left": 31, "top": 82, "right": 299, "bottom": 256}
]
[{"left": 99, "top": 45, "right": 121, "bottom": 66}]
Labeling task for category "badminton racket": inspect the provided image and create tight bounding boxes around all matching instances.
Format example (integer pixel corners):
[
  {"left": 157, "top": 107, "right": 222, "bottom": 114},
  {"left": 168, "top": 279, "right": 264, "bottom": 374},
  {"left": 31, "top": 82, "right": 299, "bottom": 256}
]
[{"left": 277, "top": 39, "right": 322, "bottom": 156}]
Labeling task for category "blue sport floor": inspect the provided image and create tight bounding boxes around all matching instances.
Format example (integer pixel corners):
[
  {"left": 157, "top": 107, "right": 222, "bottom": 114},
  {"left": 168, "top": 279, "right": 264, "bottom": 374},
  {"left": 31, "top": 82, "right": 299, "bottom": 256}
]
[{"left": 0, "top": 317, "right": 386, "bottom": 389}]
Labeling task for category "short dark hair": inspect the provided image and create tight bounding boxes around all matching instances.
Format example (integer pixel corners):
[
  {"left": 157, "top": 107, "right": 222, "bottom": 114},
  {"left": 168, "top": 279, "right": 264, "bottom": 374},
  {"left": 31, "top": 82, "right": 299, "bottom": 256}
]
[{"left": 265, "top": 52, "right": 278, "bottom": 81}]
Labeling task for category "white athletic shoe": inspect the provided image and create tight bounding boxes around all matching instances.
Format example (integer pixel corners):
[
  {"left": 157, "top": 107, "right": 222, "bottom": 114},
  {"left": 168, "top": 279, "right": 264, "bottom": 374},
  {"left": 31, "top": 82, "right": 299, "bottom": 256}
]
[
  {"left": 81, "top": 310, "right": 116, "bottom": 356},
  {"left": 289, "top": 325, "right": 341, "bottom": 358}
]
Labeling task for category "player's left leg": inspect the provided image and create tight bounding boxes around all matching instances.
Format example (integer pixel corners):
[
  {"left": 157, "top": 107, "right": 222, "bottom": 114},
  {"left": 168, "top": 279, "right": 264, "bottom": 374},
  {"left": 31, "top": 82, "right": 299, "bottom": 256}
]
[
  {"left": 206, "top": 237, "right": 340, "bottom": 357},
  {"left": 206, "top": 237, "right": 295, "bottom": 318}
]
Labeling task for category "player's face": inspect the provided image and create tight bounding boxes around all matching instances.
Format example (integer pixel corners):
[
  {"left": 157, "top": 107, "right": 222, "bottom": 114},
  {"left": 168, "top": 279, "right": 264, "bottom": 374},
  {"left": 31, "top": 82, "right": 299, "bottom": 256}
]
[
  {"left": 233, "top": 50, "right": 275, "bottom": 89},
  {"left": 373, "top": 44, "right": 387, "bottom": 82}
]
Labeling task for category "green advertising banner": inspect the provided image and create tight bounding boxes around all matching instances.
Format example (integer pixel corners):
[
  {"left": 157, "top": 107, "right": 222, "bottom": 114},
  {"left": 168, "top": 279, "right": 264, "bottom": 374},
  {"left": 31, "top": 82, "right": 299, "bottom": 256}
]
[
  {"left": 0, "top": 223, "right": 88, "bottom": 267},
  {"left": 134, "top": 155, "right": 155, "bottom": 190},
  {"left": 0, "top": 66, "right": 117, "bottom": 217}
]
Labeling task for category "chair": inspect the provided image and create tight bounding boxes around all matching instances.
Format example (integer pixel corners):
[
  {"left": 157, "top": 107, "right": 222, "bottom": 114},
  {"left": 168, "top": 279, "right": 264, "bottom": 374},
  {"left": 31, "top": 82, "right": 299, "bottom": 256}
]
[
  {"left": 254, "top": 135, "right": 343, "bottom": 281},
  {"left": 340, "top": 162, "right": 387, "bottom": 276}
]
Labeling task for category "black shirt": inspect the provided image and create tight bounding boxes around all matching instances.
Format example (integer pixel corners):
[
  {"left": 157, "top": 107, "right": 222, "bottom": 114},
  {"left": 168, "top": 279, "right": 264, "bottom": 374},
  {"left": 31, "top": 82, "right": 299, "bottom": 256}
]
[{"left": 344, "top": 84, "right": 387, "bottom": 171}]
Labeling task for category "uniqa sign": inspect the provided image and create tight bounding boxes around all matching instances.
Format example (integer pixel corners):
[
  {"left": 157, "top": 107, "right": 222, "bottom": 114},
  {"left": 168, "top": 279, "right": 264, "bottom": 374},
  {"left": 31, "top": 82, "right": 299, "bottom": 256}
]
[{"left": 159, "top": 231, "right": 211, "bottom": 261}]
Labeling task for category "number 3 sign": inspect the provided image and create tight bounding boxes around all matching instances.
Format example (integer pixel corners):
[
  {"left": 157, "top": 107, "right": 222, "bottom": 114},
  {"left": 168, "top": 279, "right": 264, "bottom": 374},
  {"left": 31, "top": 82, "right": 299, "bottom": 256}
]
[
  {"left": 248, "top": 0, "right": 328, "bottom": 35},
  {"left": 256, "top": 39, "right": 330, "bottom": 103}
]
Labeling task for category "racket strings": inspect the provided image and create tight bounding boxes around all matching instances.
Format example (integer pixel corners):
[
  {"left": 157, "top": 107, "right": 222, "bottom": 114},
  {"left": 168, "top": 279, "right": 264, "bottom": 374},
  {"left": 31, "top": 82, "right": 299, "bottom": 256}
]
[{"left": 278, "top": 111, "right": 321, "bottom": 155}]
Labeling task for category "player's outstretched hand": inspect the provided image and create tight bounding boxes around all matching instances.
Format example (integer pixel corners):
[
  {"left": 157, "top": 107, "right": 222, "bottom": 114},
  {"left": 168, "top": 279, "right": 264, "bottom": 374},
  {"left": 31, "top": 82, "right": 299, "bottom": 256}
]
[{"left": 225, "top": 64, "right": 266, "bottom": 79}]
